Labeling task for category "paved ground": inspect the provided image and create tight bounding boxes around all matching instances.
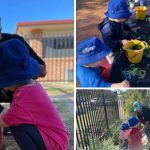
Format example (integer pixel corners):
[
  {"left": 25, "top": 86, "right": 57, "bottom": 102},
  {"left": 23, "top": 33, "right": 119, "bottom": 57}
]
[{"left": 77, "top": 0, "right": 109, "bottom": 44}]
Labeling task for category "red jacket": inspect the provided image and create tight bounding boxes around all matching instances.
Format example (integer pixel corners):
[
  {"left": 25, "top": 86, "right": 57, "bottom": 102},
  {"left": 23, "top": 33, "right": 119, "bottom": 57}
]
[{"left": 128, "top": 128, "right": 143, "bottom": 150}]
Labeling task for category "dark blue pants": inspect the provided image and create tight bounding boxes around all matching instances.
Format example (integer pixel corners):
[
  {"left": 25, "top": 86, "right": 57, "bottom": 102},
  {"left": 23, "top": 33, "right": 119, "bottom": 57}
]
[{"left": 10, "top": 124, "right": 47, "bottom": 150}]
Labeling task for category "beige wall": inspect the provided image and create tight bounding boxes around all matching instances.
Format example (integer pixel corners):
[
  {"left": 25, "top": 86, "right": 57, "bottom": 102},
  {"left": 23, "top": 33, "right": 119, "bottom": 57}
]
[{"left": 16, "top": 21, "right": 74, "bottom": 81}]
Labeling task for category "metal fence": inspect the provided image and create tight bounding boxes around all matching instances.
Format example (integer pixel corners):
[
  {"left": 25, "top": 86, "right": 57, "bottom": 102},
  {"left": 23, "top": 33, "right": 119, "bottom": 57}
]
[
  {"left": 76, "top": 90, "right": 119, "bottom": 150},
  {"left": 23, "top": 33, "right": 74, "bottom": 82}
]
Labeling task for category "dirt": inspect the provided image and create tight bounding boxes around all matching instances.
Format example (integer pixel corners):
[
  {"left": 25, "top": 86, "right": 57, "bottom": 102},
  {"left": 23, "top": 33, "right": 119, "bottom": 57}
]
[{"left": 77, "top": 0, "right": 109, "bottom": 44}]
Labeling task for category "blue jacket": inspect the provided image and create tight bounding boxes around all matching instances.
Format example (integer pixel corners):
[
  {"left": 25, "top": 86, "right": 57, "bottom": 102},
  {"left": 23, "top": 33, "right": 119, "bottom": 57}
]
[
  {"left": 98, "top": 17, "right": 131, "bottom": 52},
  {"left": 76, "top": 65, "right": 112, "bottom": 87}
]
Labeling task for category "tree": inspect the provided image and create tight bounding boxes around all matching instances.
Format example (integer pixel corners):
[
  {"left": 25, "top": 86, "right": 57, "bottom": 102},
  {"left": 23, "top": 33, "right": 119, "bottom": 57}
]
[{"left": 122, "top": 90, "right": 147, "bottom": 116}]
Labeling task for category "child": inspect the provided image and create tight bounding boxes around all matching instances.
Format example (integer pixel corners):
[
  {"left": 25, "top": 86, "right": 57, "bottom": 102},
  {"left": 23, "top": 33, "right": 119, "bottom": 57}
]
[
  {"left": 128, "top": 116, "right": 143, "bottom": 150},
  {"left": 97, "top": 0, "right": 132, "bottom": 53},
  {"left": 76, "top": 36, "right": 130, "bottom": 87},
  {"left": 0, "top": 39, "right": 69, "bottom": 150},
  {"left": 119, "top": 122, "right": 131, "bottom": 150}
]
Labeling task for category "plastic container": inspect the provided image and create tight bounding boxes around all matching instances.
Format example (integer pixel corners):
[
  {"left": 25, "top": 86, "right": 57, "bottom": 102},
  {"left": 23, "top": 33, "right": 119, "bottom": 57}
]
[
  {"left": 135, "top": 6, "right": 147, "bottom": 20},
  {"left": 123, "top": 40, "right": 148, "bottom": 63}
]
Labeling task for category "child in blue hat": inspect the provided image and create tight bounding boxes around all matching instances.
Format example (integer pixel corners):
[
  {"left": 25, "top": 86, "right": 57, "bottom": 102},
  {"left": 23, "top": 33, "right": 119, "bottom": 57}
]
[
  {"left": 119, "top": 122, "right": 131, "bottom": 150},
  {"left": 128, "top": 116, "right": 143, "bottom": 150},
  {"left": 98, "top": 0, "right": 132, "bottom": 53},
  {"left": 76, "top": 36, "right": 130, "bottom": 87},
  {"left": 0, "top": 39, "right": 68, "bottom": 150}
]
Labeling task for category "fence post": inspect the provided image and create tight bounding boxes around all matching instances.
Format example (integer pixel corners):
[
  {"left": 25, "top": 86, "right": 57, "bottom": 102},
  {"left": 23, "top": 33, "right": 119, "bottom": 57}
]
[{"left": 102, "top": 91, "right": 109, "bottom": 129}]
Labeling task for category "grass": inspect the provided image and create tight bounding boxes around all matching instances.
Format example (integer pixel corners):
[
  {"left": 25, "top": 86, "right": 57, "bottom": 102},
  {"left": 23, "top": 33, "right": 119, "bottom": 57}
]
[
  {"left": 54, "top": 101, "right": 74, "bottom": 150},
  {"left": 42, "top": 82, "right": 73, "bottom": 95}
]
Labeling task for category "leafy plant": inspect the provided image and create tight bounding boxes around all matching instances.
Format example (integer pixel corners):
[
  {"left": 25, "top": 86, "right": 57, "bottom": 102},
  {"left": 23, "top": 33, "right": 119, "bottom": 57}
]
[
  {"left": 131, "top": 43, "right": 142, "bottom": 50},
  {"left": 99, "top": 138, "right": 121, "bottom": 150},
  {"left": 77, "top": 138, "right": 121, "bottom": 150},
  {"left": 121, "top": 90, "right": 147, "bottom": 115},
  {"left": 144, "top": 45, "right": 150, "bottom": 57},
  {"left": 122, "top": 64, "right": 146, "bottom": 80},
  {"left": 104, "top": 120, "right": 122, "bottom": 145}
]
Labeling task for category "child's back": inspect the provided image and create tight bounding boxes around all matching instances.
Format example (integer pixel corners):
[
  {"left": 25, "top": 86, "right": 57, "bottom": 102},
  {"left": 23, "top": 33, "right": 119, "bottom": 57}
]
[
  {"left": 98, "top": 17, "right": 125, "bottom": 52},
  {"left": 2, "top": 81, "right": 68, "bottom": 150},
  {"left": 128, "top": 116, "right": 143, "bottom": 150},
  {"left": 97, "top": 0, "right": 132, "bottom": 52},
  {"left": 129, "top": 127, "right": 142, "bottom": 150},
  {"left": 0, "top": 39, "right": 68, "bottom": 150}
]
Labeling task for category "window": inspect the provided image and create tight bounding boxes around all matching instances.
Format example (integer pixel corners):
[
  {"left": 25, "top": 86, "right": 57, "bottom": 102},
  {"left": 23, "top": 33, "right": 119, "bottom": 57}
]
[
  {"left": 42, "top": 36, "right": 74, "bottom": 58},
  {"left": 65, "top": 69, "right": 74, "bottom": 81}
]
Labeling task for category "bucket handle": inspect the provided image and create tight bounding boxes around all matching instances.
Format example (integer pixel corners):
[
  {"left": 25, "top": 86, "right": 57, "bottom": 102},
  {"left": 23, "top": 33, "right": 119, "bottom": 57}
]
[{"left": 142, "top": 41, "right": 148, "bottom": 48}]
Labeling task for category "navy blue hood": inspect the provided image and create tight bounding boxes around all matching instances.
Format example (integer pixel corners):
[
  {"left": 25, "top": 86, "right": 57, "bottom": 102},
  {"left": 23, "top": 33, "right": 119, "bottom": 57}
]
[{"left": 98, "top": 18, "right": 109, "bottom": 31}]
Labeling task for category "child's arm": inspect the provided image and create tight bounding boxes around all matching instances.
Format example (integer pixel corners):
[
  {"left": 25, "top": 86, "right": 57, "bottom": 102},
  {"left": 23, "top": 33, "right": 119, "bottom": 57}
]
[
  {"left": 141, "top": 121, "right": 149, "bottom": 133},
  {"left": 123, "top": 23, "right": 132, "bottom": 31},
  {"left": 111, "top": 80, "right": 130, "bottom": 88},
  {"left": 99, "top": 26, "right": 124, "bottom": 52},
  {"left": 121, "top": 40, "right": 129, "bottom": 46}
]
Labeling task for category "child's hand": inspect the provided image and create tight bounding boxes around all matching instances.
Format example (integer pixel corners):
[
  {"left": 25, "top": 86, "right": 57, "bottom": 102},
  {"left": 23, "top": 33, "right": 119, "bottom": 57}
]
[
  {"left": 111, "top": 80, "right": 130, "bottom": 88},
  {"left": 39, "top": 65, "right": 47, "bottom": 78},
  {"left": 121, "top": 39, "right": 129, "bottom": 45},
  {"left": 132, "top": 27, "right": 141, "bottom": 33},
  {"left": 121, "top": 80, "right": 130, "bottom": 87}
]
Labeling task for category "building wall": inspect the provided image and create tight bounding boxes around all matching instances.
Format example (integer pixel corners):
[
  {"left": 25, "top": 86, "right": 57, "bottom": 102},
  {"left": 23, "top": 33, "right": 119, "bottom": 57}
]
[
  {"left": 17, "top": 21, "right": 74, "bottom": 82},
  {"left": 27, "top": 35, "right": 74, "bottom": 82}
]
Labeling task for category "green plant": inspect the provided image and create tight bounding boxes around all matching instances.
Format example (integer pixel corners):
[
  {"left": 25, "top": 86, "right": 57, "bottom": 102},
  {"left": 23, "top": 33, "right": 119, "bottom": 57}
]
[
  {"left": 77, "top": 138, "right": 121, "bottom": 150},
  {"left": 144, "top": 45, "right": 150, "bottom": 57},
  {"left": 122, "top": 90, "right": 147, "bottom": 115},
  {"left": 131, "top": 43, "right": 142, "bottom": 50},
  {"left": 91, "top": 138, "right": 121, "bottom": 150},
  {"left": 99, "top": 138, "right": 121, "bottom": 150},
  {"left": 122, "top": 64, "right": 146, "bottom": 80},
  {"left": 104, "top": 120, "right": 122, "bottom": 145}
]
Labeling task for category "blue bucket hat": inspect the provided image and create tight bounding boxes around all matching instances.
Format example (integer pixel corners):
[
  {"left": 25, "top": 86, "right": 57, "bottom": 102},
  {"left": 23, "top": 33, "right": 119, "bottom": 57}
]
[
  {"left": 128, "top": 116, "right": 139, "bottom": 127},
  {"left": 120, "top": 122, "right": 130, "bottom": 131},
  {"left": 77, "top": 37, "right": 111, "bottom": 65},
  {"left": 105, "top": 0, "right": 132, "bottom": 19},
  {"left": 133, "top": 101, "right": 142, "bottom": 112},
  {"left": 0, "top": 39, "right": 40, "bottom": 88}
]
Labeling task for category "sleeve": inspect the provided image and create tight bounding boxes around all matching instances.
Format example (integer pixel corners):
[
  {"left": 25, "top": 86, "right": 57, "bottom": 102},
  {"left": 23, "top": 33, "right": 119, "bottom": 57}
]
[
  {"left": 101, "top": 25, "right": 122, "bottom": 52},
  {"left": 12, "top": 34, "right": 45, "bottom": 65},
  {"left": 137, "top": 113, "right": 145, "bottom": 125},
  {"left": 88, "top": 73, "right": 112, "bottom": 87},
  {"left": 123, "top": 23, "right": 132, "bottom": 31}
]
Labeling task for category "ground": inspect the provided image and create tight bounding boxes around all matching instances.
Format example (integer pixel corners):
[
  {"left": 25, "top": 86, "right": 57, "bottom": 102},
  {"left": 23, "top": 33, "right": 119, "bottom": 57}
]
[
  {"left": 1, "top": 82, "right": 74, "bottom": 150},
  {"left": 76, "top": 0, "right": 109, "bottom": 44}
]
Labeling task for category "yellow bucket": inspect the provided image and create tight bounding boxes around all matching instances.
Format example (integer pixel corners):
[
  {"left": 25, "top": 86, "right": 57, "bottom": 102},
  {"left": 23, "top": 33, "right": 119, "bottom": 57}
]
[
  {"left": 135, "top": 6, "right": 147, "bottom": 20},
  {"left": 123, "top": 40, "right": 148, "bottom": 64}
]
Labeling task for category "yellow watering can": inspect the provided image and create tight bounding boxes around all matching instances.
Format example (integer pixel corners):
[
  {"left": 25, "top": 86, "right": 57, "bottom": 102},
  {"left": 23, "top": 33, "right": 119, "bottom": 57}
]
[{"left": 123, "top": 40, "right": 148, "bottom": 64}]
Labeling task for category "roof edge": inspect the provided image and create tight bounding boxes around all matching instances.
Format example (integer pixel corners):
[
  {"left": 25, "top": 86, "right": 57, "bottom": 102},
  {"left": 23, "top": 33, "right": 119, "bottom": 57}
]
[{"left": 16, "top": 19, "right": 74, "bottom": 31}]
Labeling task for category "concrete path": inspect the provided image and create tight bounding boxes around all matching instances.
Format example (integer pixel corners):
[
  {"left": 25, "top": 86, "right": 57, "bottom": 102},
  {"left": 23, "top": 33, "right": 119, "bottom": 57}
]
[{"left": 51, "top": 93, "right": 74, "bottom": 117}]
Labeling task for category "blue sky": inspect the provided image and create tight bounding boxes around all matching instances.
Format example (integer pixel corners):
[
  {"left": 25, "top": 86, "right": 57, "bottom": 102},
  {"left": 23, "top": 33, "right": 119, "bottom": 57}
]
[{"left": 0, "top": 0, "right": 74, "bottom": 33}]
